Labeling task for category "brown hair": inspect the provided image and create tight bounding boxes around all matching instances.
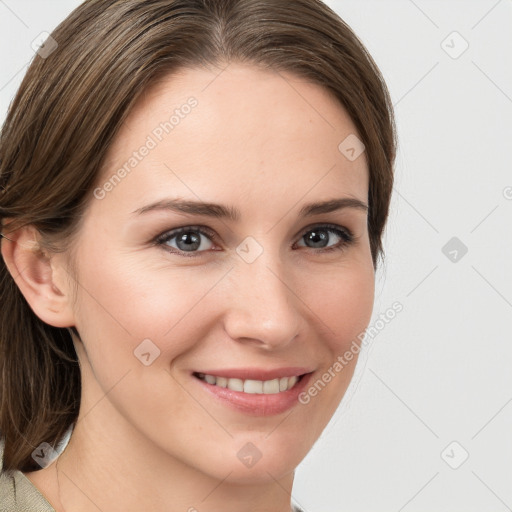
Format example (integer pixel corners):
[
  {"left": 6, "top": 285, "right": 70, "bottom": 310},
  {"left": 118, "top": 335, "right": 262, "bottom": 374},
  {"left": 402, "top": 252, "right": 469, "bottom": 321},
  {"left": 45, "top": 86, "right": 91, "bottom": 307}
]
[{"left": 0, "top": 0, "right": 396, "bottom": 473}]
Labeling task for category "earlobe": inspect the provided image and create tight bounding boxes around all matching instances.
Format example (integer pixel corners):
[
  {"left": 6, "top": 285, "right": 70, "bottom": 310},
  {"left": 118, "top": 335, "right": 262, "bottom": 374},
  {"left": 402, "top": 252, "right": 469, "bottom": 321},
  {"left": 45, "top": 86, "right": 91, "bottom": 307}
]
[{"left": 0, "top": 224, "right": 76, "bottom": 328}]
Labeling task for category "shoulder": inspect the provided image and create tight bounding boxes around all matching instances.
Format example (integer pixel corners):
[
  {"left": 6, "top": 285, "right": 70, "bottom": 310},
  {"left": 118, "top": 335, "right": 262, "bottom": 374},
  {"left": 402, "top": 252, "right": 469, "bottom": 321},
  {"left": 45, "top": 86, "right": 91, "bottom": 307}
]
[
  {"left": 0, "top": 439, "right": 56, "bottom": 512},
  {"left": 0, "top": 468, "right": 56, "bottom": 512}
]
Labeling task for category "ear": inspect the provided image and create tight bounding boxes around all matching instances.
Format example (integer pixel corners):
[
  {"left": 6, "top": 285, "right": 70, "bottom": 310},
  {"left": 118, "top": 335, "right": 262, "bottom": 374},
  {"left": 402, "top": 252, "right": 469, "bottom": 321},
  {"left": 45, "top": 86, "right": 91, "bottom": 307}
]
[{"left": 1, "top": 224, "right": 76, "bottom": 328}]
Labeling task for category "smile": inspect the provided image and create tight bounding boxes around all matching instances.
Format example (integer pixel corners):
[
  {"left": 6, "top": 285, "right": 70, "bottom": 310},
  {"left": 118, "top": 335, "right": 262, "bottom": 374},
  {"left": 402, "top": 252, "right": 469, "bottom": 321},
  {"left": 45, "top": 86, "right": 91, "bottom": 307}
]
[
  {"left": 191, "top": 368, "right": 314, "bottom": 416},
  {"left": 194, "top": 372, "right": 300, "bottom": 394}
]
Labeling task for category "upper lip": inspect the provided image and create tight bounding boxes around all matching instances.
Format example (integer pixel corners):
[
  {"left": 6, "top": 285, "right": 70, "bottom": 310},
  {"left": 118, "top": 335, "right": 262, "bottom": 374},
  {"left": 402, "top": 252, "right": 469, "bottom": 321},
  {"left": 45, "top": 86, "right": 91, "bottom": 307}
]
[{"left": 193, "top": 367, "right": 314, "bottom": 381}]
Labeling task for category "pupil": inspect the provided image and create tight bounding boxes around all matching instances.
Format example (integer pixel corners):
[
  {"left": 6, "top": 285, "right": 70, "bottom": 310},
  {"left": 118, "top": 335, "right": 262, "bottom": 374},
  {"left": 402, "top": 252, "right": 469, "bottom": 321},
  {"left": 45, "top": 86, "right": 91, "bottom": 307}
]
[
  {"left": 307, "top": 230, "right": 328, "bottom": 248},
  {"left": 177, "top": 231, "right": 200, "bottom": 251}
]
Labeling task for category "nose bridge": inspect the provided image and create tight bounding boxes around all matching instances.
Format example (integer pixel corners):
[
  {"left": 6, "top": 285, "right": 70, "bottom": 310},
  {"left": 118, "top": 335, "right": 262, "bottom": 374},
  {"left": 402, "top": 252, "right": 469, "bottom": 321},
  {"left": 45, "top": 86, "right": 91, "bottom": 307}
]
[{"left": 223, "top": 239, "right": 301, "bottom": 348}]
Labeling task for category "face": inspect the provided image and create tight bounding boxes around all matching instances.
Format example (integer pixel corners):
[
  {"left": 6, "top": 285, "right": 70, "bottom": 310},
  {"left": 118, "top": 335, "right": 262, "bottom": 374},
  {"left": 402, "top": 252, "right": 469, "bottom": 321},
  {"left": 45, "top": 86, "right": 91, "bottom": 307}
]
[{"left": 61, "top": 62, "right": 374, "bottom": 482}]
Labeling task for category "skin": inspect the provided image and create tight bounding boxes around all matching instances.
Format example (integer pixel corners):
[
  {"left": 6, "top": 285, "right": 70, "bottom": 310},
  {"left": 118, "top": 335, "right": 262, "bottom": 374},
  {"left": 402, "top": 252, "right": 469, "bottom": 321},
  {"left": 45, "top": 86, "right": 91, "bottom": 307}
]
[{"left": 2, "top": 62, "right": 374, "bottom": 512}]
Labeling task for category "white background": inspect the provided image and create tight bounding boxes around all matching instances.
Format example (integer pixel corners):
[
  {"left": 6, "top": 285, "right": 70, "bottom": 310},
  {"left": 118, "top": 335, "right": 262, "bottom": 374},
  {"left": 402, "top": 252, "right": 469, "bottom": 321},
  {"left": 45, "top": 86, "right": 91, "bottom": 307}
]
[{"left": 1, "top": 1, "right": 511, "bottom": 511}]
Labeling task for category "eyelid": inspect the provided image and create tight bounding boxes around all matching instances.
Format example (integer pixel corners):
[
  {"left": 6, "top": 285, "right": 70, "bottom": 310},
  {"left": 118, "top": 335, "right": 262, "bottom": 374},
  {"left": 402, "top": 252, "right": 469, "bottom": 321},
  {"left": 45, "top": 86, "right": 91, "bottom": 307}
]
[{"left": 297, "top": 222, "right": 353, "bottom": 240}]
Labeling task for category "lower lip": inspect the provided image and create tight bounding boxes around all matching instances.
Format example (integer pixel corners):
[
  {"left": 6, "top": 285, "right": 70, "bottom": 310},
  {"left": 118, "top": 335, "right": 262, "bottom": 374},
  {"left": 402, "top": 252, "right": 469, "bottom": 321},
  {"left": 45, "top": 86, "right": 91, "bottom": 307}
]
[{"left": 193, "top": 373, "right": 313, "bottom": 416}]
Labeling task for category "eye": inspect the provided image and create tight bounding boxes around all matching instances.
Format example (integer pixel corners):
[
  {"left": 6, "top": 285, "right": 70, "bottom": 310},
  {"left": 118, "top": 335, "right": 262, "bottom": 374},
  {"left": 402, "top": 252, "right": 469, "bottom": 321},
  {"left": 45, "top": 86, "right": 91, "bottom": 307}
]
[
  {"left": 155, "top": 226, "right": 217, "bottom": 257},
  {"left": 154, "top": 223, "right": 355, "bottom": 257},
  {"left": 295, "top": 223, "right": 354, "bottom": 253}
]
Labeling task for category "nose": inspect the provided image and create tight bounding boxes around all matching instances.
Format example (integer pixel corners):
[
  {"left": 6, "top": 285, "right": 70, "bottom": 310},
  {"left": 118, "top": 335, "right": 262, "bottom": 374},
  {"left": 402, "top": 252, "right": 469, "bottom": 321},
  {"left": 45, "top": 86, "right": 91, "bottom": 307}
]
[{"left": 221, "top": 247, "right": 302, "bottom": 351}]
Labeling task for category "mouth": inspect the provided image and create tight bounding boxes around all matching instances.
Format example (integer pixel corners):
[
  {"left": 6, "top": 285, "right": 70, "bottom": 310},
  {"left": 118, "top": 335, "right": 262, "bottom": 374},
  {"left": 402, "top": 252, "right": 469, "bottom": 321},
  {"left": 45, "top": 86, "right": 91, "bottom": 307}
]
[
  {"left": 193, "top": 372, "right": 303, "bottom": 394},
  {"left": 191, "top": 368, "right": 314, "bottom": 416}
]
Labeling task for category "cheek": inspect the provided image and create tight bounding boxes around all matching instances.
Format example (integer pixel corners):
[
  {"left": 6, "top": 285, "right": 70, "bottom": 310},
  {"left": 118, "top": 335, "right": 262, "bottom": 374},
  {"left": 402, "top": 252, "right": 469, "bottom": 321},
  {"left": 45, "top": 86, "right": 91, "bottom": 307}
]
[
  {"left": 296, "top": 259, "right": 375, "bottom": 421},
  {"left": 71, "top": 247, "right": 238, "bottom": 394},
  {"left": 308, "top": 258, "right": 375, "bottom": 353},
  {"left": 70, "top": 252, "right": 217, "bottom": 430}
]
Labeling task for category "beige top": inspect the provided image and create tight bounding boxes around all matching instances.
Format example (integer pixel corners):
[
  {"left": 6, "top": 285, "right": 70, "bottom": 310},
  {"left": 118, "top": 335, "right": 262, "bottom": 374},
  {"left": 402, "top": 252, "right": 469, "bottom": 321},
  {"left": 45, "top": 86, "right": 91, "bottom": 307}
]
[{"left": 0, "top": 439, "right": 55, "bottom": 512}]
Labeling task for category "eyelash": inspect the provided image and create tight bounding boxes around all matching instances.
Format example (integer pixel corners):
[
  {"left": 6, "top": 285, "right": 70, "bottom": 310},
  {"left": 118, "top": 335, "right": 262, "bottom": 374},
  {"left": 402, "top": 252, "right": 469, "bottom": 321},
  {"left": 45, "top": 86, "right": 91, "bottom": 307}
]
[{"left": 153, "top": 223, "right": 355, "bottom": 258}]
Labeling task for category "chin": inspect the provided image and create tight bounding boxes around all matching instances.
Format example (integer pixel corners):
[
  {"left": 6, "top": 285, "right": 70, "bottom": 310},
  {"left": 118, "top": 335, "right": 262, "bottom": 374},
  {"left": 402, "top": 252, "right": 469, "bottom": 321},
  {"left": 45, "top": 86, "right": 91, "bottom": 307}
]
[{"left": 212, "top": 430, "right": 316, "bottom": 484}]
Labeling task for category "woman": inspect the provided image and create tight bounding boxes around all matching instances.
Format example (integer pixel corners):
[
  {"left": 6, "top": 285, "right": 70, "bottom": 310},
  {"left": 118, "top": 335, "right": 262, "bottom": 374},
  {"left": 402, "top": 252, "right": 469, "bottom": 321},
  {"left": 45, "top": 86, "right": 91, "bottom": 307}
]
[{"left": 0, "top": 0, "right": 396, "bottom": 510}]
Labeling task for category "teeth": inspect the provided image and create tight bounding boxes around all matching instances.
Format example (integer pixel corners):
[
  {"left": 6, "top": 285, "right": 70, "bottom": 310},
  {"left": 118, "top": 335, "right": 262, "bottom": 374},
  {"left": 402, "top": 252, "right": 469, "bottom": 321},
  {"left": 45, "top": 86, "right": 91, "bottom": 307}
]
[
  {"left": 197, "top": 373, "right": 300, "bottom": 394},
  {"left": 244, "top": 379, "right": 263, "bottom": 394},
  {"left": 228, "top": 378, "right": 244, "bottom": 392},
  {"left": 204, "top": 374, "right": 216, "bottom": 385},
  {"left": 263, "top": 379, "right": 280, "bottom": 394},
  {"left": 216, "top": 376, "right": 228, "bottom": 388},
  {"left": 288, "top": 376, "right": 298, "bottom": 388}
]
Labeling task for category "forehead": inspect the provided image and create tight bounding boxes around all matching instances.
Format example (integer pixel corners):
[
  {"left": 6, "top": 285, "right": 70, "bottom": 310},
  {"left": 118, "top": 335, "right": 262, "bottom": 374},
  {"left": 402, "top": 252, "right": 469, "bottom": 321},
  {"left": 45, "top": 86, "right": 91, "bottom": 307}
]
[{"left": 93, "top": 63, "right": 368, "bottom": 218}]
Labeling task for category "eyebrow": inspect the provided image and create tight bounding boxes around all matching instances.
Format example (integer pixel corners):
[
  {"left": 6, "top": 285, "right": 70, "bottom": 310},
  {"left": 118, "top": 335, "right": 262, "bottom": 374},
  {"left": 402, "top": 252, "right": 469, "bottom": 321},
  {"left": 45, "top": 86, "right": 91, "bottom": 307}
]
[{"left": 131, "top": 197, "right": 368, "bottom": 221}]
